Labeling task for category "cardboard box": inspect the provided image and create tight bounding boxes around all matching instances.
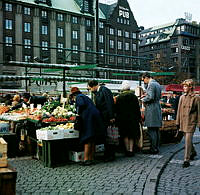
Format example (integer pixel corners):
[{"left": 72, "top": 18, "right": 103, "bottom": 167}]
[
  {"left": 36, "top": 129, "right": 64, "bottom": 140},
  {"left": 63, "top": 129, "right": 79, "bottom": 139},
  {"left": 68, "top": 151, "right": 84, "bottom": 162}
]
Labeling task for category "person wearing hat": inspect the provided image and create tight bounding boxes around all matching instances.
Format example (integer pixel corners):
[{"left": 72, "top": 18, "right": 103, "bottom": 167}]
[
  {"left": 176, "top": 79, "right": 200, "bottom": 168},
  {"left": 115, "top": 81, "right": 141, "bottom": 156},
  {"left": 141, "top": 72, "right": 162, "bottom": 154},
  {"left": 70, "top": 87, "right": 104, "bottom": 165}
]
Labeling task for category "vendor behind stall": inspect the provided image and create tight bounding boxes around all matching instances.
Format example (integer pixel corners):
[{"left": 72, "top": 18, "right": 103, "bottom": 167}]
[{"left": 10, "top": 93, "right": 47, "bottom": 111}]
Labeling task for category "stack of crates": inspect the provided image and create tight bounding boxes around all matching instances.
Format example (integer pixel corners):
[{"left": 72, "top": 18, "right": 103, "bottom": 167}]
[{"left": 0, "top": 138, "right": 8, "bottom": 168}]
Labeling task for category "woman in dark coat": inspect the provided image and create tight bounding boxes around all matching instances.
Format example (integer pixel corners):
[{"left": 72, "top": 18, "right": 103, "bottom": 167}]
[
  {"left": 70, "top": 87, "right": 105, "bottom": 165},
  {"left": 115, "top": 81, "right": 141, "bottom": 156}
]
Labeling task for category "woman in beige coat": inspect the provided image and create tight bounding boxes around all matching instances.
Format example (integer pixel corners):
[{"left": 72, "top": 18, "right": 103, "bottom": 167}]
[{"left": 176, "top": 79, "right": 200, "bottom": 168}]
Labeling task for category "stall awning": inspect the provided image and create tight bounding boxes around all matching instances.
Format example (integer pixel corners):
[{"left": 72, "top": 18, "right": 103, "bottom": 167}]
[{"left": 165, "top": 84, "right": 200, "bottom": 92}]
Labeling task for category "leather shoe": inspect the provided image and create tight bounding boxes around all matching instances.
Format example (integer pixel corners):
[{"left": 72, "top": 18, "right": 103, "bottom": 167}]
[{"left": 182, "top": 161, "right": 190, "bottom": 168}]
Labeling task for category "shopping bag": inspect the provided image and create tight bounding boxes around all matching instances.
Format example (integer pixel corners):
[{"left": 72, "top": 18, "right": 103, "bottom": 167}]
[{"left": 106, "top": 125, "right": 119, "bottom": 145}]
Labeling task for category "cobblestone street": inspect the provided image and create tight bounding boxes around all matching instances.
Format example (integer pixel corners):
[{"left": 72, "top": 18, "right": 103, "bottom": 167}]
[{"left": 8, "top": 131, "right": 200, "bottom": 195}]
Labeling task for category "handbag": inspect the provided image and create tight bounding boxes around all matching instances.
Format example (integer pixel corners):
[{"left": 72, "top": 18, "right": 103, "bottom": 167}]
[
  {"left": 106, "top": 125, "right": 119, "bottom": 145},
  {"left": 74, "top": 115, "right": 82, "bottom": 131}
]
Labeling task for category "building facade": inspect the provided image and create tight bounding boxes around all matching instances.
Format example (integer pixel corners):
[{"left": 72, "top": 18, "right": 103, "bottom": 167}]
[
  {"left": 139, "top": 18, "right": 200, "bottom": 83},
  {"left": 0, "top": 0, "right": 139, "bottom": 90}
]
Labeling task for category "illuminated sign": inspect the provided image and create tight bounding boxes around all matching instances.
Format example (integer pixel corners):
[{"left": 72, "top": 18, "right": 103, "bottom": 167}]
[
  {"left": 119, "top": 6, "right": 129, "bottom": 19},
  {"left": 181, "top": 45, "right": 190, "bottom": 51}
]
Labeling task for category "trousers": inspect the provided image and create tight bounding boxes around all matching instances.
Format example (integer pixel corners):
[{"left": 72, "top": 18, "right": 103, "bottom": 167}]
[
  {"left": 184, "top": 132, "right": 195, "bottom": 161},
  {"left": 147, "top": 127, "right": 160, "bottom": 152}
]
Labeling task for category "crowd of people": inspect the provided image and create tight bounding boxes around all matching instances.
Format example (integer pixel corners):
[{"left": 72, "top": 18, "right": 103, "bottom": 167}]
[{"left": 0, "top": 73, "right": 199, "bottom": 168}]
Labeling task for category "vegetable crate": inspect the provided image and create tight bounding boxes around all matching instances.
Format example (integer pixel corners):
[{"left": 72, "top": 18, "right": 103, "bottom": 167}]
[
  {"left": 0, "top": 138, "right": 8, "bottom": 168},
  {"left": 36, "top": 129, "right": 64, "bottom": 140}
]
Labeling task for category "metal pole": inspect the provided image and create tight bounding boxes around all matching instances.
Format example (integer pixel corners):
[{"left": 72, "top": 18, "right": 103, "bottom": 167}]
[
  {"left": 25, "top": 67, "right": 28, "bottom": 92},
  {"left": 95, "top": 0, "right": 99, "bottom": 78},
  {"left": 63, "top": 68, "right": 66, "bottom": 98}
]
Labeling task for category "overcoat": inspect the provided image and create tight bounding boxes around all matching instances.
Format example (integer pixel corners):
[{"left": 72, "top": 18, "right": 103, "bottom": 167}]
[
  {"left": 94, "top": 86, "right": 114, "bottom": 126},
  {"left": 142, "top": 79, "right": 162, "bottom": 127},
  {"left": 75, "top": 94, "right": 105, "bottom": 144},
  {"left": 176, "top": 92, "right": 200, "bottom": 132},
  {"left": 115, "top": 90, "right": 141, "bottom": 139}
]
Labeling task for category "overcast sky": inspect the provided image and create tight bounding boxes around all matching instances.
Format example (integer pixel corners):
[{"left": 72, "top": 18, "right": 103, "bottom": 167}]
[{"left": 99, "top": 0, "right": 200, "bottom": 29}]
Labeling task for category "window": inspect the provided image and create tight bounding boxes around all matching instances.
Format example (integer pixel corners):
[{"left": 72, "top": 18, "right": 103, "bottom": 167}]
[
  {"left": 99, "top": 35, "right": 104, "bottom": 43},
  {"left": 132, "top": 43, "right": 136, "bottom": 51},
  {"left": 41, "top": 10, "right": 47, "bottom": 18},
  {"left": 86, "top": 32, "right": 92, "bottom": 41},
  {"left": 110, "top": 28, "right": 114, "bottom": 35},
  {"left": 72, "top": 45, "right": 78, "bottom": 53},
  {"left": 57, "top": 13, "right": 63, "bottom": 21},
  {"left": 5, "top": 36, "right": 12, "bottom": 47},
  {"left": 24, "top": 7, "right": 31, "bottom": 15},
  {"left": 24, "top": 39, "right": 31, "bottom": 49},
  {"left": 181, "top": 25, "right": 185, "bottom": 32},
  {"left": 125, "top": 58, "right": 129, "bottom": 64},
  {"left": 117, "top": 18, "right": 120, "bottom": 23},
  {"left": 125, "top": 42, "right": 129, "bottom": 50},
  {"left": 57, "top": 28, "right": 64, "bottom": 37},
  {"left": 42, "top": 25, "right": 48, "bottom": 35},
  {"left": 72, "top": 16, "right": 78, "bottom": 24},
  {"left": 24, "top": 22, "right": 31, "bottom": 32},
  {"left": 132, "top": 33, "right": 136, "bottom": 39},
  {"left": 99, "top": 22, "right": 104, "bottom": 28},
  {"left": 5, "top": 3, "right": 12, "bottom": 11},
  {"left": 100, "top": 49, "right": 104, "bottom": 57},
  {"left": 118, "top": 41, "right": 122, "bottom": 50},
  {"left": 42, "top": 41, "right": 48, "bottom": 50},
  {"left": 125, "top": 31, "right": 129, "bottom": 38},
  {"left": 127, "top": 20, "right": 130, "bottom": 25},
  {"left": 118, "top": 30, "right": 122, "bottom": 36},
  {"left": 109, "top": 56, "right": 114, "bottom": 63},
  {"left": 109, "top": 40, "right": 114, "bottom": 49},
  {"left": 86, "top": 19, "right": 91, "bottom": 27},
  {"left": 124, "top": 19, "right": 126, "bottom": 25},
  {"left": 5, "top": 20, "right": 12, "bottom": 30},
  {"left": 58, "top": 43, "right": 63, "bottom": 52},
  {"left": 24, "top": 55, "right": 31, "bottom": 62},
  {"left": 118, "top": 57, "right": 122, "bottom": 63},
  {"left": 72, "top": 30, "right": 78, "bottom": 39}
]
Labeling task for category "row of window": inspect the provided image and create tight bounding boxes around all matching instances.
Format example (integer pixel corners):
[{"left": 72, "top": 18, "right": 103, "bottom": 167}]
[
  {"left": 109, "top": 28, "right": 137, "bottom": 39},
  {"left": 5, "top": 35, "right": 137, "bottom": 52}
]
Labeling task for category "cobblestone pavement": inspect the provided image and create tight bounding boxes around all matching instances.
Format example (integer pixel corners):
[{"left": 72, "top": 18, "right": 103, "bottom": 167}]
[
  {"left": 8, "top": 131, "right": 200, "bottom": 195},
  {"left": 157, "top": 132, "right": 200, "bottom": 195}
]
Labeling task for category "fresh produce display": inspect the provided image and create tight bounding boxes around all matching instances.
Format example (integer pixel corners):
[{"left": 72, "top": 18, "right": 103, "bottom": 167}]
[
  {"left": 56, "top": 123, "right": 74, "bottom": 129},
  {"left": 0, "top": 105, "right": 9, "bottom": 114},
  {"left": 42, "top": 116, "right": 68, "bottom": 123},
  {"left": 42, "top": 101, "right": 60, "bottom": 112}
]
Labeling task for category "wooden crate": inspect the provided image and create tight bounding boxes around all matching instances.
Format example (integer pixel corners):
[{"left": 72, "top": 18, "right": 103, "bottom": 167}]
[
  {"left": 0, "top": 138, "right": 8, "bottom": 168},
  {"left": 0, "top": 167, "right": 17, "bottom": 195}
]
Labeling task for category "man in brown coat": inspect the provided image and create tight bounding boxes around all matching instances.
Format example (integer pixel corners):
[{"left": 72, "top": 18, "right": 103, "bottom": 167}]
[{"left": 176, "top": 79, "right": 200, "bottom": 168}]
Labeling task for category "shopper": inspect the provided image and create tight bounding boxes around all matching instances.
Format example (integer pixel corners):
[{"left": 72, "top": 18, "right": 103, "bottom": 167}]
[
  {"left": 87, "top": 80, "right": 115, "bottom": 162},
  {"left": 176, "top": 79, "right": 200, "bottom": 168},
  {"left": 141, "top": 72, "right": 162, "bottom": 154},
  {"left": 115, "top": 81, "right": 141, "bottom": 156},
  {"left": 12, "top": 94, "right": 21, "bottom": 107},
  {"left": 70, "top": 87, "right": 104, "bottom": 165}
]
